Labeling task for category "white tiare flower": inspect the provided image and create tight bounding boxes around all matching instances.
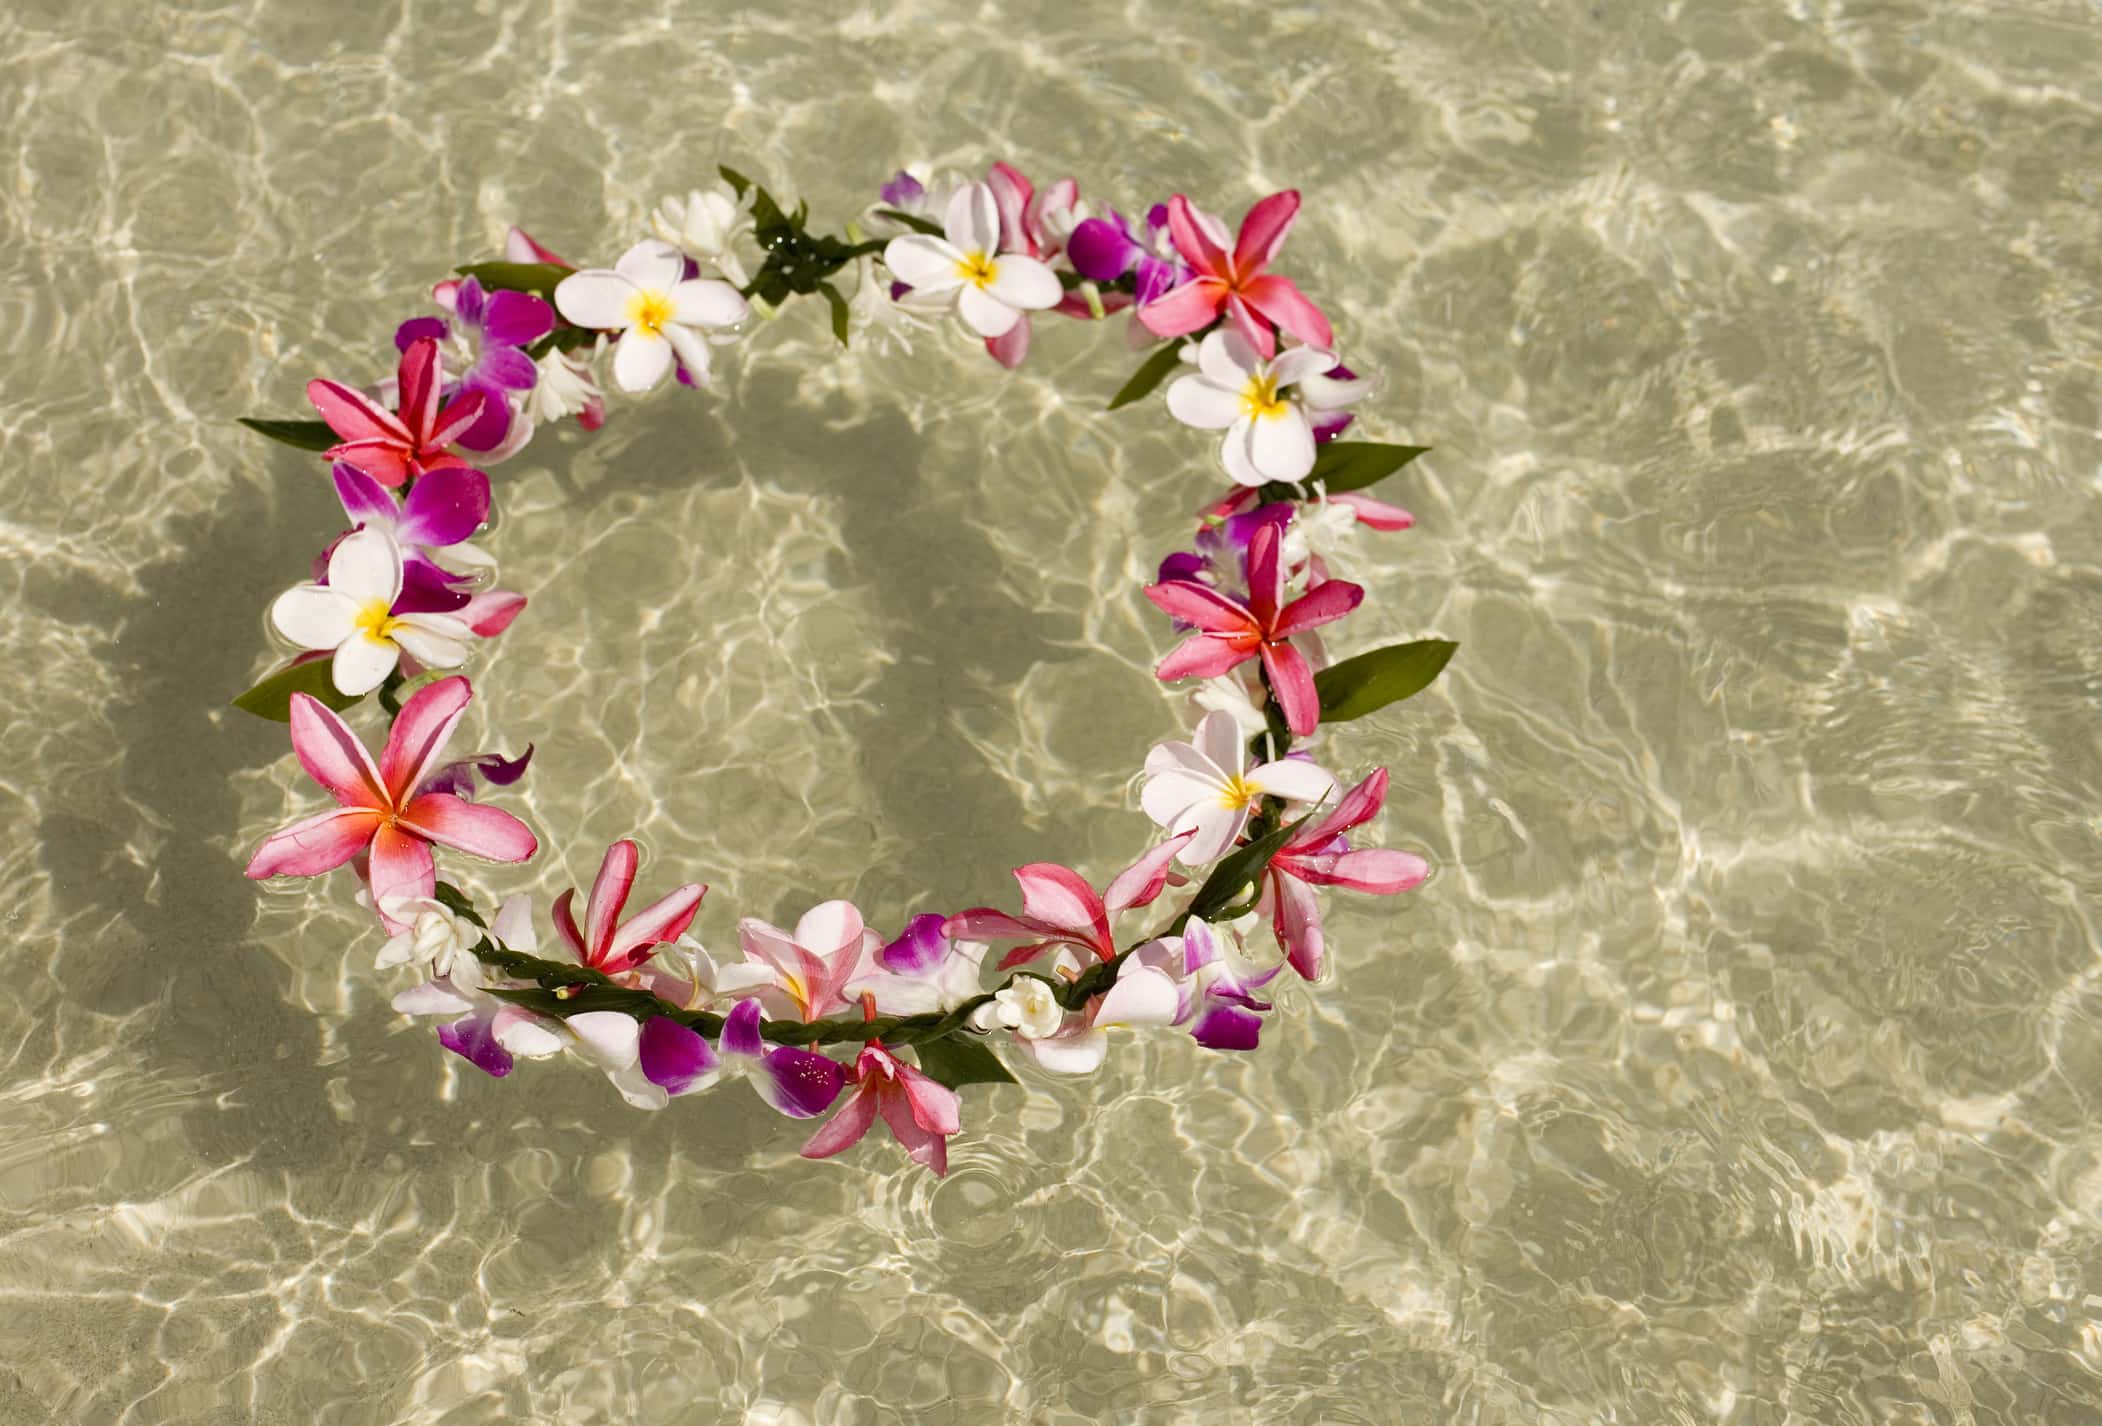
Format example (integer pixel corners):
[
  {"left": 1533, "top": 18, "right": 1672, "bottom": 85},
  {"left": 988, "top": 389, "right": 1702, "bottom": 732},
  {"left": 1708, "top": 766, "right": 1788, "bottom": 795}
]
[
  {"left": 374, "top": 895, "right": 485, "bottom": 990},
  {"left": 991, "top": 976, "right": 1065, "bottom": 1039}
]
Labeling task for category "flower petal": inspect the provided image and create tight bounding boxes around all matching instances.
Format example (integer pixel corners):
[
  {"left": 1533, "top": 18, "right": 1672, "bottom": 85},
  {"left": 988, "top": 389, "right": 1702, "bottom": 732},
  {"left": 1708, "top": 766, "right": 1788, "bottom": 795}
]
[
  {"left": 945, "top": 181, "right": 1000, "bottom": 257},
  {"left": 612, "top": 330, "right": 673, "bottom": 392},
  {"left": 374, "top": 673, "right": 470, "bottom": 802},
  {"left": 639, "top": 1016, "right": 719, "bottom": 1095},
  {"left": 397, "top": 467, "right": 491, "bottom": 548},
  {"left": 1013, "top": 864, "right": 1107, "bottom": 945},
  {"left": 613, "top": 238, "right": 686, "bottom": 293},
  {"left": 1240, "top": 273, "right": 1333, "bottom": 351},
  {"left": 1165, "top": 373, "right": 1244, "bottom": 430},
  {"left": 396, "top": 339, "right": 443, "bottom": 438},
  {"left": 270, "top": 585, "right": 358, "bottom": 653},
  {"left": 882, "top": 234, "right": 966, "bottom": 292},
  {"left": 396, "top": 792, "right": 538, "bottom": 863},
  {"left": 1259, "top": 641, "right": 1322, "bottom": 738},
  {"left": 580, "top": 839, "right": 638, "bottom": 963},
  {"left": 244, "top": 806, "right": 380, "bottom": 878},
  {"left": 1191, "top": 1002, "right": 1263, "bottom": 1051},
  {"left": 1142, "top": 578, "right": 1257, "bottom": 633},
  {"left": 330, "top": 635, "right": 399, "bottom": 697},
  {"left": 1272, "top": 577, "right": 1365, "bottom": 637},
  {"left": 326, "top": 527, "right": 405, "bottom": 605},
  {"left": 286, "top": 692, "right": 386, "bottom": 807},
  {"left": 481, "top": 289, "right": 555, "bottom": 347},
  {"left": 367, "top": 822, "right": 436, "bottom": 921},
  {"left": 1136, "top": 277, "right": 1226, "bottom": 340},
  {"left": 389, "top": 617, "right": 472, "bottom": 670},
  {"left": 554, "top": 270, "right": 639, "bottom": 330},
  {"left": 877, "top": 1089, "right": 949, "bottom": 1175},
  {"left": 1232, "top": 190, "right": 1300, "bottom": 274},
  {"left": 755, "top": 1045, "right": 847, "bottom": 1118},
  {"left": 1096, "top": 965, "right": 1182, "bottom": 1028},
  {"left": 669, "top": 278, "right": 749, "bottom": 329},
  {"left": 567, "top": 1010, "right": 640, "bottom": 1070},
  {"left": 957, "top": 283, "right": 1021, "bottom": 338},
  {"left": 1156, "top": 632, "right": 1258, "bottom": 682},
  {"left": 1248, "top": 757, "right": 1337, "bottom": 805},
  {"left": 983, "top": 255, "right": 1061, "bottom": 311},
  {"left": 438, "top": 1013, "right": 515, "bottom": 1077},
  {"left": 1287, "top": 846, "right": 1430, "bottom": 895},
  {"left": 307, "top": 378, "right": 406, "bottom": 445},
  {"left": 794, "top": 900, "right": 864, "bottom": 959},
  {"left": 605, "top": 883, "right": 707, "bottom": 973},
  {"left": 801, "top": 1084, "right": 879, "bottom": 1159},
  {"left": 1067, "top": 215, "right": 1138, "bottom": 281},
  {"left": 331, "top": 462, "right": 401, "bottom": 531},
  {"left": 1165, "top": 194, "right": 1229, "bottom": 275},
  {"left": 1103, "top": 831, "right": 1195, "bottom": 913},
  {"left": 1022, "top": 1028, "right": 1108, "bottom": 1074},
  {"left": 1246, "top": 406, "right": 1316, "bottom": 482}
]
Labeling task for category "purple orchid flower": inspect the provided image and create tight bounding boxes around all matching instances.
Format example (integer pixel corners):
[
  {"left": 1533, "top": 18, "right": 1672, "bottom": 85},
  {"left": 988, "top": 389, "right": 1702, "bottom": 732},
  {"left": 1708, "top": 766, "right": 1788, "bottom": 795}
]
[
  {"left": 1155, "top": 500, "right": 1297, "bottom": 626},
  {"left": 316, "top": 461, "right": 492, "bottom": 612},
  {"left": 1069, "top": 204, "right": 1190, "bottom": 304},
  {"left": 719, "top": 998, "right": 847, "bottom": 1118},
  {"left": 416, "top": 744, "right": 535, "bottom": 800},
  {"left": 395, "top": 277, "right": 554, "bottom": 453},
  {"left": 880, "top": 170, "right": 926, "bottom": 209}
]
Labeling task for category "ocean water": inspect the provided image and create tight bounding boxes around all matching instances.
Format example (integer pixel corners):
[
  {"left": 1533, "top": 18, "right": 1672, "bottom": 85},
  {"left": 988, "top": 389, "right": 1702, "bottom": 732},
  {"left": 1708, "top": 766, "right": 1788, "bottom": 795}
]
[{"left": 5, "top": 0, "right": 2102, "bottom": 1421}]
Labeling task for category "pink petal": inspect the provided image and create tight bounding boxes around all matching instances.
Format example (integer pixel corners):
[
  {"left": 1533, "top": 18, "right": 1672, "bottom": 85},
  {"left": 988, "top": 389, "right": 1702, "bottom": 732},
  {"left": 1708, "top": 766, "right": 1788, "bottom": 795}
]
[
  {"left": 1272, "top": 577, "right": 1365, "bottom": 637},
  {"left": 1164, "top": 194, "right": 1228, "bottom": 276},
  {"left": 1330, "top": 492, "right": 1414, "bottom": 530},
  {"left": 1157, "top": 632, "right": 1259, "bottom": 682},
  {"left": 985, "top": 316, "right": 1031, "bottom": 368},
  {"left": 898, "top": 1064, "right": 962, "bottom": 1135},
  {"left": 1225, "top": 292, "right": 1275, "bottom": 360},
  {"left": 1232, "top": 190, "right": 1301, "bottom": 275},
  {"left": 1013, "top": 863, "right": 1109, "bottom": 948},
  {"left": 426, "top": 389, "right": 492, "bottom": 451},
  {"left": 1284, "top": 846, "right": 1429, "bottom": 895},
  {"left": 986, "top": 160, "right": 1034, "bottom": 255},
  {"left": 460, "top": 589, "right": 527, "bottom": 637},
  {"left": 1270, "top": 870, "right": 1325, "bottom": 980},
  {"left": 993, "top": 940, "right": 1060, "bottom": 971},
  {"left": 244, "top": 807, "right": 380, "bottom": 878},
  {"left": 583, "top": 840, "right": 639, "bottom": 964},
  {"left": 307, "top": 378, "right": 407, "bottom": 445},
  {"left": 396, "top": 338, "right": 443, "bottom": 440},
  {"left": 941, "top": 910, "right": 1055, "bottom": 943},
  {"left": 1289, "top": 768, "right": 1389, "bottom": 850},
  {"left": 800, "top": 1083, "right": 879, "bottom": 1160},
  {"left": 1104, "top": 830, "right": 1196, "bottom": 913},
  {"left": 1142, "top": 578, "right": 1258, "bottom": 634},
  {"left": 1260, "top": 641, "right": 1322, "bottom": 738},
  {"left": 323, "top": 438, "right": 413, "bottom": 489},
  {"left": 1136, "top": 277, "right": 1226, "bottom": 340},
  {"left": 378, "top": 674, "right": 472, "bottom": 804},
  {"left": 877, "top": 1088, "right": 949, "bottom": 1175},
  {"left": 396, "top": 792, "right": 538, "bottom": 863},
  {"left": 603, "top": 882, "right": 707, "bottom": 974},
  {"left": 1244, "top": 522, "right": 1284, "bottom": 629},
  {"left": 552, "top": 888, "right": 588, "bottom": 963},
  {"left": 287, "top": 693, "right": 386, "bottom": 809},
  {"left": 505, "top": 226, "right": 570, "bottom": 265},
  {"left": 367, "top": 822, "right": 436, "bottom": 923},
  {"left": 1239, "top": 273, "right": 1333, "bottom": 351}
]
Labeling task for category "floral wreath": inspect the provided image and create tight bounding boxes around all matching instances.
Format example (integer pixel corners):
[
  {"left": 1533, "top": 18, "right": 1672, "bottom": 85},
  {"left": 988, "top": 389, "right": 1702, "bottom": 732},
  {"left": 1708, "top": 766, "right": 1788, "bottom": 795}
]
[{"left": 236, "top": 161, "right": 1455, "bottom": 1176}]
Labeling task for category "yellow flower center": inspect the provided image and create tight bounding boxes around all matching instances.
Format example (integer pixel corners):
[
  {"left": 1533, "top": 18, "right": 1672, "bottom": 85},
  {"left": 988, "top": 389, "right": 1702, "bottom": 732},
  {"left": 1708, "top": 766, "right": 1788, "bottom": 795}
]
[
  {"left": 354, "top": 598, "right": 406, "bottom": 646},
  {"left": 626, "top": 288, "right": 676, "bottom": 337},
  {"left": 1240, "top": 372, "right": 1290, "bottom": 421},
  {"left": 1217, "top": 773, "right": 1264, "bottom": 811},
  {"left": 955, "top": 250, "right": 1000, "bottom": 289}
]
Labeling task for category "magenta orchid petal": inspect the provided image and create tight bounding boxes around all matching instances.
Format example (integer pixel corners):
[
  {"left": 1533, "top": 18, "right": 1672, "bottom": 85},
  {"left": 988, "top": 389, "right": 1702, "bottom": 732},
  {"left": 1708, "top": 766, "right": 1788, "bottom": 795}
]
[
  {"left": 638, "top": 1016, "right": 718, "bottom": 1095},
  {"left": 397, "top": 467, "right": 491, "bottom": 548},
  {"left": 1067, "top": 213, "right": 1138, "bottom": 281},
  {"left": 331, "top": 462, "right": 400, "bottom": 529},
  {"left": 881, "top": 913, "right": 950, "bottom": 975},
  {"left": 377, "top": 674, "right": 473, "bottom": 804},
  {"left": 480, "top": 288, "right": 556, "bottom": 348},
  {"left": 438, "top": 1013, "right": 516, "bottom": 1077},
  {"left": 395, "top": 792, "right": 538, "bottom": 863},
  {"left": 720, "top": 998, "right": 767, "bottom": 1058},
  {"left": 754, "top": 1045, "right": 848, "bottom": 1118},
  {"left": 243, "top": 807, "right": 381, "bottom": 879},
  {"left": 286, "top": 693, "right": 386, "bottom": 808},
  {"left": 1191, "top": 1002, "right": 1264, "bottom": 1051},
  {"left": 394, "top": 315, "right": 449, "bottom": 351},
  {"left": 425, "top": 387, "right": 492, "bottom": 450}
]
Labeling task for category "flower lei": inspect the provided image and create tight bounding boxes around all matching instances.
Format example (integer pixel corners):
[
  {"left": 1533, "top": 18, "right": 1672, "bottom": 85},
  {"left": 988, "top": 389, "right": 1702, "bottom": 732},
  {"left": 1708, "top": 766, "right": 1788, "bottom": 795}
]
[{"left": 236, "top": 161, "right": 1456, "bottom": 1177}]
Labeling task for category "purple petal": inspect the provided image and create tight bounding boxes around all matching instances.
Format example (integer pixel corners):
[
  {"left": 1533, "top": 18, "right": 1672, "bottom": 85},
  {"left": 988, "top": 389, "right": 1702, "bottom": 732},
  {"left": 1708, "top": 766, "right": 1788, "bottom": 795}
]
[
  {"left": 438, "top": 1013, "right": 515, "bottom": 1076},
  {"left": 1312, "top": 410, "right": 1355, "bottom": 442},
  {"left": 1190, "top": 1003, "right": 1263, "bottom": 1052},
  {"left": 639, "top": 1016, "right": 719, "bottom": 1094},
  {"left": 1145, "top": 203, "right": 1171, "bottom": 235},
  {"left": 753, "top": 1046, "right": 846, "bottom": 1118},
  {"left": 398, "top": 466, "right": 491, "bottom": 547},
  {"left": 880, "top": 913, "right": 950, "bottom": 975},
  {"left": 419, "top": 745, "right": 534, "bottom": 800},
  {"left": 474, "top": 744, "right": 533, "bottom": 786},
  {"left": 394, "top": 558, "right": 472, "bottom": 613},
  {"left": 1133, "top": 255, "right": 1183, "bottom": 307},
  {"left": 720, "top": 997, "right": 766, "bottom": 1058},
  {"left": 1158, "top": 551, "right": 1206, "bottom": 584},
  {"left": 331, "top": 461, "right": 401, "bottom": 531},
  {"left": 480, "top": 289, "right": 554, "bottom": 348},
  {"left": 451, "top": 277, "right": 488, "bottom": 328},
  {"left": 473, "top": 345, "right": 540, "bottom": 392},
  {"left": 880, "top": 170, "right": 924, "bottom": 207},
  {"left": 1068, "top": 215, "right": 1139, "bottom": 282},
  {"left": 394, "top": 315, "right": 450, "bottom": 352},
  {"left": 452, "top": 378, "right": 515, "bottom": 451},
  {"left": 888, "top": 280, "right": 913, "bottom": 301}
]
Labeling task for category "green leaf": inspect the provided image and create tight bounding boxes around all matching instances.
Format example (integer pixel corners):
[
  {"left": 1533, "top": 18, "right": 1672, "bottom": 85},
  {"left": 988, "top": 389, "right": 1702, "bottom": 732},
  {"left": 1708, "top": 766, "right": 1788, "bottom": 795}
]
[
  {"left": 911, "top": 1033, "right": 1018, "bottom": 1090},
  {"left": 231, "top": 659, "right": 362, "bottom": 722},
  {"left": 454, "top": 261, "right": 574, "bottom": 300},
  {"left": 431, "top": 881, "right": 487, "bottom": 928},
  {"left": 1313, "top": 640, "right": 1458, "bottom": 723},
  {"left": 1188, "top": 813, "right": 1307, "bottom": 921},
  {"left": 876, "top": 208, "right": 945, "bottom": 237},
  {"left": 718, "top": 164, "right": 752, "bottom": 199},
  {"left": 1303, "top": 441, "right": 1430, "bottom": 495},
  {"left": 238, "top": 418, "right": 338, "bottom": 452},
  {"left": 1107, "top": 340, "right": 1187, "bottom": 411},
  {"left": 817, "top": 280, "right": 851, "bottom": 345}
]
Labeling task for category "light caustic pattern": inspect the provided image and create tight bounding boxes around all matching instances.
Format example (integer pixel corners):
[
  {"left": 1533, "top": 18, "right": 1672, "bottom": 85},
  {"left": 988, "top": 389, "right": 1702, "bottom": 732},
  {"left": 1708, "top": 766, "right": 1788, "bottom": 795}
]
[{"left": 4, "top": 0, "right": 2102, "bottom": 1421}]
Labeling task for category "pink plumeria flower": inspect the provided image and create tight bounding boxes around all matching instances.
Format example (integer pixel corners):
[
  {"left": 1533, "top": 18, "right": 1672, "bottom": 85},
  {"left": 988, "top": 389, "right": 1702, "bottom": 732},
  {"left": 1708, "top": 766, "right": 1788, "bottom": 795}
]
[
  {"left": 307, "top": 336, "right": 490, "bottom": 489},
  {"left": 1141, "top": 710, "right": 1338, "bottom": 866},
  {"left": 881, "top": 182, "right": 1063, "bottom": 339},
  {"left": 944, "top": 833, "right": 1192, "bottom": 972},
  {"left": 1137, "top": 191, "right": 1333, "bottom": 359},
  {"left": 1144, "top": 521, "right": 1363, "bottom": 738},
  {"left": 1167, "top": 329, "right": 1339, "bottom": 486},
  {"left": 737, "top": 901, "right": 883, "bottom": 1023},
  {"left": 801, "top": 1040, "right": 961, "bottom": 1176},
  {"left": 550, "top": 839, "right": 706, "bottom": 978},
  {"left": 553, "top": 239, "right": 750, "bottom": 394},
  {"left": 1255, "top": 768, "right": 1429, "bottom": 979},
  {"left": 244, "top": 676, "right": 539, "bottom": 931},
  {"left": 269, "top": 527, "right": 474, "bottom": 697}
]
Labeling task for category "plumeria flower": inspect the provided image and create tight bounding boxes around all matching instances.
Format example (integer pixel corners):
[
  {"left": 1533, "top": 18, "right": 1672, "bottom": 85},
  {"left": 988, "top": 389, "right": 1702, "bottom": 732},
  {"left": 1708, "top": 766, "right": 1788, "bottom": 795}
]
[
  {"left": 308, "top": 337, "right": 489, "bottom": 489},
  {"left": 881, "top": 182, "right": 1062, "bottom": 339},
  {"left": 1145, "top": 520, "right": 1362, "bottom": 737},
  {"left": 393, "top": 894, "right": 565, "bottom": 1078},
  {"left": 554, "top": 240, "right": 750, "bottom": 394},
  {"left": 394, "top": 276, "right": 554, "bottom": 453},
  {"left": 845, "top": 914, "right": 989, "bottom": 1016},
  {"left": 717, "top": 999, "right": 849, "bottom": 1119},
  {"left": 801, "top": 1040, "right": 961, "bottom": 1176},
  {"left": 1255, "top": 768, "right": 1429, "bottom": 979},
  {"left": 550, "top": 839, "right": 706, "bottom": 978},
  {"left": 1138, "top": 192, "right": 1334, "bottom": 359},
  {"left": 1167, "top": 329, "right": 1338, "bottom": 485},
  {"left": 1141, "top": 710, "right": 1338, "bottom": 866},
  {"left": 329, "top": 462, "right": 492, "bottom": 584},
  {"left": 737, "top": 901, "right": 883, "bottom": 1022},
  {"left": 945, "top": 832, "right": 1192, "bottom": 971},
  {"left": 1157, "top": 500, "right": 1295, "bottom": 615},
  {"left": 270, "top": 528, "right": 474, "bottom": 696},
  {"left": 373, "top": 893, "right": 486, "bottom": 990},
  {"left": 652, "top": 185, "right": 754, "bottom": 286},
  {"left": 244, "top": 676, "right": 538, "bottom": 930}
]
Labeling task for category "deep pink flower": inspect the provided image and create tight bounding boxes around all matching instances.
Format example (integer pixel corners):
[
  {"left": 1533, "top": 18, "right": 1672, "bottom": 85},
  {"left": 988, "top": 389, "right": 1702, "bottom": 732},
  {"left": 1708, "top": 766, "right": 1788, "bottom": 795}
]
[
  {"left": 945, "top": 832, "right": 1191, "bottom": 972},
  {"left": 244, "top": 676, "right": 538, "bottom": 930},
  {"left": 307, "top": 338, "right": 490, "bottom": 489},
  {"left": 551, "top": 839, "right": 705, "bottom": 977},
  {"left": 1143, "top": 521, "right": 1362, "bottom": 737},
  {"left": 1137, "top": 192, "right": 1333, "bottom": 359},
  {"left": 1258, "top": 768, "right": 1428, "bottom": 979},
  {"left": 800, "top": 1040, "right": 962, "bottom": 1176}
]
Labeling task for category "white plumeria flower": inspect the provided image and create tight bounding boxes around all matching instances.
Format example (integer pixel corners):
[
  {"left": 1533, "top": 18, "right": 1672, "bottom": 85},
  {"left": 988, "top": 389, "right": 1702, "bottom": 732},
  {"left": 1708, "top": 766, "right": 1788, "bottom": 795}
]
[
  {"left": 1140, "top": 709, "right": 1338, "bottom": 866},
  {"left": 1166, "top": 329, "right": 1340, "bottom": 486},
  {"left": 881, "top": 182, "right": 1063, "bottom": 339},
  {"left": 554, "top": 240, "right": 750, "bottom": 394},
  {"left": 269, "top": 527, "right": 473, "bottom": 696},
  {"left": 373, "top": 895, "right": 485, "bottom": 991},
  {"left": 991, "top": 976, "right": 1065, "bottom": 1039},
  {"left": 651, "top": 186, "right": 754, "bottom": 287}
]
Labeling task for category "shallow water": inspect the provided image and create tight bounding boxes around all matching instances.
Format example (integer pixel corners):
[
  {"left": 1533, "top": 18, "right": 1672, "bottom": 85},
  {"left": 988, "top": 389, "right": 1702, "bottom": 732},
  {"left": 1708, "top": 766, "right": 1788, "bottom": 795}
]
[{"left": 6, "top": 0, "right": 2102, "bottom": 1421}]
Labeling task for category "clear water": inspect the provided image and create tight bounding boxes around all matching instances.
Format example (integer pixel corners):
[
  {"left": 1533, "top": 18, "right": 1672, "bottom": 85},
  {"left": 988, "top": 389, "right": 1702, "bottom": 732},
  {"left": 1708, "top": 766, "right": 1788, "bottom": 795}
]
[{"left": 7, "top": 1, "right": 2102, "bottom": 1421}]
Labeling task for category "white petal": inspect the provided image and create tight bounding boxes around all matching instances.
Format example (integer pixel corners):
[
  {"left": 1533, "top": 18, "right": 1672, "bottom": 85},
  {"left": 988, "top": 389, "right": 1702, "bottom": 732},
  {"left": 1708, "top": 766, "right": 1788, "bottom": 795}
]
[
  {"left": 1196, "top": 709, "right": 1245, "bottom": 776},
  {"left": 606, "top": 1063, "right": 670, "bottom": 1110},
  {"left": 794, "top": 900, "right": 864, "bottom": 958},
  {"left": 554, "top": 270, "right": 639, "bottom": 330},
  {"left": 983, "top": 255, "right": 1062, "bottom": 311},
  {"left": 1248, "top": 405, "right": 1317, "bottom": 481},
  {"left": 662, "top": 322, "right": 715, "bottom": 389},
  {"left": 1096, "top": 966, "right": 1183, "bottom": 1028},
  {"left": 945, "top": 181, "right": 999, "bottom": 256},
  {"left": 331, "top": 635, "right": 399, "bottom": 696},
  {"left": 327, "top": 527, "right": 404, "bottom": 604},
  {"left": 612, "top": 330, "right": 673, "bottom": 392},
  {"left": 390, "top": 616, "right": 471, "bottom": 668},
  {"left": 1165, "top": 374, "right": 1243, "bottom": 430},
  {"left": 1248, "top": 757, "right": 1337, "bottom": 805},
  {"left": 613, "top": 239, "right": 686, "bottom": 293},
  {"left": 566, "top": 1010, "right": 641, "bottom": 1070},
  {"left": 1270, "top": 346, "right": 1337, "bottom": 390},
  {"left": 1198, "top": 329, "right": 1261, "bottom": 387},
  {"left": 1024, "top": 1029, "right": 1108, "bottom": 1075},
  {"left": 492, "top": 1010, "right": 564, "bottom": 1058},
  {"left": 1140, "top": 767, "right": 1221, "bottom": 829},
  {"left": 1220, "top": 419, "right": 1266, "bottom": 487},
  {"left": 883, "top": 234, "right": 965, "bottom": 292},
  {"left": 392, "top": 981, "right": 473, "bottom": 1016},
  {"left": 270, "top": 585, "right": 358, "bottom": 651},
  {"left": 1300, "top": 364, "right": 1377, "bottom": 411},
  {"left": 957, "top": 283, "right": 1020, "bottom": 338},
  {"left": 670, "top": 278, "right": 749, "bottom": 329},
  {"left": 490, "top": 893, "right": 537, "bottom": 952},
  {"left": 1173, "top": 806, "right": 1245, "bottom": 867}
]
